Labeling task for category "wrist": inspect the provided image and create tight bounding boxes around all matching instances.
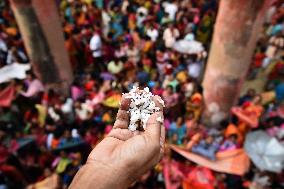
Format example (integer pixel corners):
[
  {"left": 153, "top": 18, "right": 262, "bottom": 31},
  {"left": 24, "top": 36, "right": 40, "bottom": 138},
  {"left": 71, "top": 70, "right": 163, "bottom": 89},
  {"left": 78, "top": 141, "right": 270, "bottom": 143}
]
[
  {"left": 70, "top": 161, "right": 133, "bottom": 189},
  {"left": 92, "top": 162, "right": 132, "bottom": 189}
]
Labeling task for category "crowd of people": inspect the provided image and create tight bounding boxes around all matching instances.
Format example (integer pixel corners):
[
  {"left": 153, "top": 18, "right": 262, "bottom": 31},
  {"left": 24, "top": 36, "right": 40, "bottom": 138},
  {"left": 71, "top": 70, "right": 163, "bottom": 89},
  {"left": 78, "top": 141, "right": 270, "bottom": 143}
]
[{"left": 0, "top": 0, "right": 284, "bottom": 188}]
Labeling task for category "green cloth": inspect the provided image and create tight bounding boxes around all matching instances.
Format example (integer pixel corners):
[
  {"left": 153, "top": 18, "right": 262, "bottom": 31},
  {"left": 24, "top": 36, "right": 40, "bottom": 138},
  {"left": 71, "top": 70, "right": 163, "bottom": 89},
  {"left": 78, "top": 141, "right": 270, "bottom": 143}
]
[{"left": 56, "top": 157, "right": 71, "bottom": 174}]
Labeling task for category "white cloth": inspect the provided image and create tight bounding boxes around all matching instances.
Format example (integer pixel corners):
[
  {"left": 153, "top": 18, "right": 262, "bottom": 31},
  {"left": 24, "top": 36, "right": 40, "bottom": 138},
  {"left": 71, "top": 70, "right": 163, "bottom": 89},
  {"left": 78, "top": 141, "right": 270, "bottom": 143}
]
[
  {"left": 47, "top": 133, "right": 54, "bottom": 149},
  {"left": 71, "top": 128, "right": 80, "bottom": 138},
  {"left": 184, "top": 33, "right": 195, "bottom": 41},
  {"left": 146, "top": 28, "right": 159, "bottom": 41},
  {"left": 0, "top": 63, "right": 31, "bottom": 84},
  {"left": 121, "top": 0, "right": 129, "bottom": 14},
  {"left": 0, "top": 39, "right": 7, "bottom": 52},
  {"left": 136, "top": 6, "right": 148, "bottom": 27},
  {"left": 89, "top": 34, "right": 102, "bottom": 58},
  {"left": 163, "top": 2, "right": 178, "bottom": 20},
  {"left": 265, "top": 6, "right": 276, "bottom": 23},
  {"left": 6, "top": 49, "right": 27, "bottom": 64},
  {"left": 61, "top": 98, "right": 73, "bottom": 113},
  {"left": 163, "top": 28, "right": 180, "bottom": 48},
  {"left": 48, "top": 107, "right": 60, "bottom": 122},
  {"left": 188, "top": 63, "right": 201, "bottom": 79},
  {"left": 75, "top": 103, "right": 93, "bottom": 120},
  {"left": 127, "top": 48, "right": 140, "bottom": 64},
  {"left": 102, "top": 10, "right": 111, "bottom": 37}
]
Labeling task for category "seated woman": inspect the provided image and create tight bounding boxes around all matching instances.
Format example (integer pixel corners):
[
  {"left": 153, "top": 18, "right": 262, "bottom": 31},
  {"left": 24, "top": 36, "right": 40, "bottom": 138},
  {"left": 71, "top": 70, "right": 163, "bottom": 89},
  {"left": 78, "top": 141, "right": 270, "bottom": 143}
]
[
  {"left": 232, "top": 95, "right": 264, "bottom": 133},
  {"left": 191, "top": 135, "right": 219, "bottom": 160},
  {"left": 168, "top": 117, "right": 187, "bottom": 145},
  {"left": 162, "top": 85, "right": 179, "bottom": 108},
  {"left": 186, "top": 92, "right": 203, "bottom": 120}
]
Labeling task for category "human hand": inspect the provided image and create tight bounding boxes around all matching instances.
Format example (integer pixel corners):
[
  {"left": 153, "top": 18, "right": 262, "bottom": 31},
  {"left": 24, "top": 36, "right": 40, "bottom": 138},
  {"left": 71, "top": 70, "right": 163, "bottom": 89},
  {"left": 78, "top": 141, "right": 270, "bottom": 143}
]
[{"left": 69, "top": 94, "right": 165, "bottom": 189}]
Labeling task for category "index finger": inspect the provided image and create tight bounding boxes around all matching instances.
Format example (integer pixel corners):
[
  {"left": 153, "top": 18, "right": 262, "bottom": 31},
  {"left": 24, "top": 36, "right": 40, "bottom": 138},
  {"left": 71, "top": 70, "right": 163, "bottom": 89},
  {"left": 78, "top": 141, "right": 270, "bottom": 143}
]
[{"left": 113, "top": 94, "right": 131, "bottom": 129}]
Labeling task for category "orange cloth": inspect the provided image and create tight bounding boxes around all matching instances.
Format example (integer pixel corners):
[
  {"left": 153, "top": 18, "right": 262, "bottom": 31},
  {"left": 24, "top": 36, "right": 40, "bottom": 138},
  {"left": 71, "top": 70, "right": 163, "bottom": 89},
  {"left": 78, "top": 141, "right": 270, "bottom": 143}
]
[
  {"left": 238, "top": 122, "right": 250, "bottom": 139},
  {"left": 76, "top": 13, "right": 86, "bottom": 26},
  {"left": 224, "top": 124, "right": 243, "bottom": 143},
  {"left": 191, "top": 93, "right": 202, "bottom": 105},
  {"left": 231, "top": 105, "right": 263, "bottom": 128},
  {"left": 142, "top": 41, "right": 153, "bottom": 53},
  {"left": 5, "top": 27, "right": 17, "bottom": 36},
  {"left": 102, "top": 113, "right": 111, "bottom": 123},
  {"left": 183, "top": 167, "right": 215, "bottom": 189},
  {"left": 51, "top": 139, "right": 60, "bottom": 149},
  {"left": 171, "top": 145, "right": 250, "bottom": 176}
]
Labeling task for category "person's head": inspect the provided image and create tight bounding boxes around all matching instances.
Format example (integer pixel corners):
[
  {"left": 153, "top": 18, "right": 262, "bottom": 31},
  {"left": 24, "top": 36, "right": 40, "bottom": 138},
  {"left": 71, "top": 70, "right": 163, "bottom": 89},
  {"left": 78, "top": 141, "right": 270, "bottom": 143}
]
[
  {"left": 11, "top": 46, "right": 17, "bottom": 52},
  {"left": 166, "top": 85, "right": 173, "bottom": 94},
  {"left": 172, "top": 133, "right": 178, "bottom": 143},
  {"left": 164, "top": 12, "right": 170, "bottom": 18},
  {"left": 60, "top": 150, "right": 67, "bottom": 158},
  {"left": 187, "top": 112, "right": 194, "bottom": 120},
  {"left": 85, "top": 73, "right": 92, "bottom": 81},
  {"left": 168, "top": 74, "right": 174, "bottom": 81},
  {"left": 26, "top": 72, "right": 34, "bottom": 81},
  {"left": 154, "top": 82, "right": 161, "bottom": 88},
  {"left": 176, "top": 117, "right": 183, "bottom": 125},
  {"left": 205, "top": 135, "right": 214, "bottom": 144},
  {"left": 74, "top": 101, "right": 82, "bottom": 109},
  {"left": 247, "top": 88, "right": 256, "bottom": 97},
  {"left": 43, "top": 168, "right": 52, "bottom": 177},
  {"left": 63, "top": 129, "right": 71, "bottom": 138},
  {"left": 168, "top": 22, "right": 174, "bottom": 29},
  {"left": 228, "top": 134, "right": 238, "bottom": 143}
]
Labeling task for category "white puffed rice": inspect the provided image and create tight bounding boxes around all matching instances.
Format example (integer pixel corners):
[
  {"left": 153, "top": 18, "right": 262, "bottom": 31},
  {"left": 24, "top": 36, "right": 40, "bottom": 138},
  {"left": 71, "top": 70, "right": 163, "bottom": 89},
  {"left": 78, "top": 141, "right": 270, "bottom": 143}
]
[{"left": 127, "top": 86, "right": 164, "bottom": 131}]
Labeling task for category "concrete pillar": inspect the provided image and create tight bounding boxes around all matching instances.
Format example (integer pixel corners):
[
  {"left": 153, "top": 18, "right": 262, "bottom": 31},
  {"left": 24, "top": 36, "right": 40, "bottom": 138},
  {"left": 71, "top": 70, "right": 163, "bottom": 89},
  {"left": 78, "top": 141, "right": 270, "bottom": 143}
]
[
  {"left": 202, "top": 0, "right": 271, "bottom": 125},
  {"left": 9, "top": 0, "right": 73, "bottom": 93}
]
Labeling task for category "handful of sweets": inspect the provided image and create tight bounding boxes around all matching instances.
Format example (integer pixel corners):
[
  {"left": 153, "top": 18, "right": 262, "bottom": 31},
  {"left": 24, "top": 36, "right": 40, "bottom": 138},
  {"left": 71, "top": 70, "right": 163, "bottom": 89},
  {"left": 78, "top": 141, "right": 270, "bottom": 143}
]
[{"left": 125, "top": 87, "right": 165, "bottom": 131}]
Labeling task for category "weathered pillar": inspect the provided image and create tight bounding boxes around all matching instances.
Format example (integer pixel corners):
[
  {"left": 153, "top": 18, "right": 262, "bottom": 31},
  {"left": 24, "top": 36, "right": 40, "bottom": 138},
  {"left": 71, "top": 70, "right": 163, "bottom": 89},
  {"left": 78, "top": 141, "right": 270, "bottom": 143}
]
[
  {"left": 9, "top": 0, "right": 73, "bottom": 93},
  {"left": 202, "top": 0, "right": 271, "bottom": 125}
]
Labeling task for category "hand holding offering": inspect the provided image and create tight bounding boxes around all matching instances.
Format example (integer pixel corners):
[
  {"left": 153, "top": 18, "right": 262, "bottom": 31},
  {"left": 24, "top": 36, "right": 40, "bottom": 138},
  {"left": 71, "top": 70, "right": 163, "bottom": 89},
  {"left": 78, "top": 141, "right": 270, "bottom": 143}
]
[{"left": 69, "top": 87, "right": 165, "bottom": 189}]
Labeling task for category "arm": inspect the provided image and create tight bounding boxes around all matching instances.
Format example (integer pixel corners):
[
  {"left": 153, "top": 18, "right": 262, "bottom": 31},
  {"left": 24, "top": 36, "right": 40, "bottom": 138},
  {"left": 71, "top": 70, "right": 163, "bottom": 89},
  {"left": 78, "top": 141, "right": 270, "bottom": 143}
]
[
  {"left": 69, "top": 95, "right": 165, "bottom": 189},
  {"left": 69, "top": 154, "right": 132, "bottom": 189}
]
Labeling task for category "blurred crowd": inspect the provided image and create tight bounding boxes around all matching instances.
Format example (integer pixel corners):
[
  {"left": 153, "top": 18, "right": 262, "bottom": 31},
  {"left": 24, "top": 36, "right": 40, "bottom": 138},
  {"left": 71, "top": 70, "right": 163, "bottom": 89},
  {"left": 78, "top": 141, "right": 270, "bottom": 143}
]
[{"left": 0, "top": 0, "right": 284, "bottom": 189}]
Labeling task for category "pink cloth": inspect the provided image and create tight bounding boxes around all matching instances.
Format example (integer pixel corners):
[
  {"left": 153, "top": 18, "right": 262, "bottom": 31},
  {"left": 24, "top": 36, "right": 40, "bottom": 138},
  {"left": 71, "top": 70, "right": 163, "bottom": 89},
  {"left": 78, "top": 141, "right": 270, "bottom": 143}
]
[
  {"left": 163, "top": 158, "right": 184, "bottom": 189},
  {"left": 71, "top": 86, "right": 84, "bottom": 100},
  {"left": 21, "top": 79, "right": 44, "bottom": 97},
  {"left": 0, "top": 84, "right": 15, "bottom": 107},
  {"left": 162, "top": 92, "right": 178, "bottom": 107},
  {"left": 164, "top": 119, "right": 171, "bottom": 130},
  {"left": 104, "top": 125, "right": 112, "bottom": 134},
  {"left": 266, "top": 125, "right": 284, "bottom": 137}
]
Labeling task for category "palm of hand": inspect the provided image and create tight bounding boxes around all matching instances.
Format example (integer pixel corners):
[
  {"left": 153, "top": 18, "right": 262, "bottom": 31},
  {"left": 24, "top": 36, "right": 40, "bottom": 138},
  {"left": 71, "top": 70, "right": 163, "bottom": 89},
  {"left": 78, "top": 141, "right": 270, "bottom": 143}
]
[{"left": 87, "top": 95, "right": 165, "bottom": 183}]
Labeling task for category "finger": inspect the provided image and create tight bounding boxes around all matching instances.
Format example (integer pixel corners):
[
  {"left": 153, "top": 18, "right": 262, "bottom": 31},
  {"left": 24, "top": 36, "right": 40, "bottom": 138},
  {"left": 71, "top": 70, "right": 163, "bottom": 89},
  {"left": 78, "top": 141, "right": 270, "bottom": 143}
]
[
  {"left": 159, "top": 125, "right": 165, "bottom": 160},
  {"left": 113, "top": 110, "right": 130, "bottom": 129},
  {"left": 107, "top": 128, "right": 134, "bottom": 141},
  {"left": 153, "top": 95, "right": 165, "bottom": 112},
  {"left": 144, "top": 95, "right": 164, "bottom": 141},
  {"left": 113, "top": 94, "right": 131, "bottom": 129},
  {"left": 119, "top": 93, "right": 131, "bottom": 111},
  {"left": 144, "top": 111, "right": 164, "bottom": 142}
]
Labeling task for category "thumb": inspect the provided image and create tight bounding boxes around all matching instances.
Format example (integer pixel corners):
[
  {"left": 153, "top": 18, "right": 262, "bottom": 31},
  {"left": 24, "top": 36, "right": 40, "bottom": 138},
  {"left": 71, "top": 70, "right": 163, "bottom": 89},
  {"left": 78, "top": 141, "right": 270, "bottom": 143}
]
[{"left": 144, "top": 96, "right": 164, "bottom": 142}]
